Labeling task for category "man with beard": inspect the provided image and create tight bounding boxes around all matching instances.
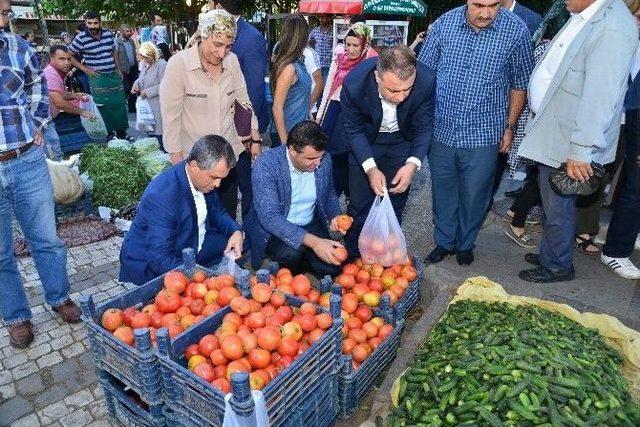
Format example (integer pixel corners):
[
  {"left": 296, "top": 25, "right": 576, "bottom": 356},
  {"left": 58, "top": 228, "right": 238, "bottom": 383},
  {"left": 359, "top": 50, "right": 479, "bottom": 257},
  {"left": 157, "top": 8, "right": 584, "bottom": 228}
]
[
  {"left": 115, "top": 25, "right": 138, "bottom": 113},
  {"left": 43, "top": 45, "right": 95, "bottom": 156},
  {"left": 69, "top": 11, "right": 129, "bottom": 139}
]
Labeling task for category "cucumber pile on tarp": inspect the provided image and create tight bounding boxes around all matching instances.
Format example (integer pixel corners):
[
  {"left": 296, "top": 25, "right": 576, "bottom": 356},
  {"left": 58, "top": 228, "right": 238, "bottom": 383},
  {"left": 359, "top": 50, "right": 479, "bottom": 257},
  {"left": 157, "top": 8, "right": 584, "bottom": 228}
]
[
  {"left": 388, "top": 300, "right": 640, "bottom": 426},
  {"left": 79, "top": 145, "right": 151, "bottom": 210}
]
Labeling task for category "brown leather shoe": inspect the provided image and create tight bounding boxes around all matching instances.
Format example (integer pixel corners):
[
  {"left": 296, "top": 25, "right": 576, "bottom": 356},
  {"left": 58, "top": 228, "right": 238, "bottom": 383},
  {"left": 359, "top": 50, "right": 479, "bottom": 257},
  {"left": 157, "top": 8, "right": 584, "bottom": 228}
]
[
  {"left": 52, "top": 299, "right": 82, "bottom": 323},
  {"left": 8, "top": 321, "right": 34, "bottom": 348}
]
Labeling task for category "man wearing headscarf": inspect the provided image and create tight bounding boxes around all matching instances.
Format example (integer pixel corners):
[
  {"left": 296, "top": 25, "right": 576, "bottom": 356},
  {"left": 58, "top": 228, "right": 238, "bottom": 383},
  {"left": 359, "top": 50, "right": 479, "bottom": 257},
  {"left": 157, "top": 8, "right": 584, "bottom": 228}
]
[{"left": 160, "top": 9, "right": 261, "bottom": 220}]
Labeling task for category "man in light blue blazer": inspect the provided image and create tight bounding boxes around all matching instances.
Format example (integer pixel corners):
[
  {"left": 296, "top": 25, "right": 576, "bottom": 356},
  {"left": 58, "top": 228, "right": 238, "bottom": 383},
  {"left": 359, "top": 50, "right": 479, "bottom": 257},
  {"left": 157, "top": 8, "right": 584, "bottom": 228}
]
[
  {"left": 503, "top": 0, "right": 543, "bottom": 36},
  {"left": 517, "top": 0, "right": 639, "bottom": 283},
  {"left": 245, "top": 121, "right": 346, "bottom": 276}
]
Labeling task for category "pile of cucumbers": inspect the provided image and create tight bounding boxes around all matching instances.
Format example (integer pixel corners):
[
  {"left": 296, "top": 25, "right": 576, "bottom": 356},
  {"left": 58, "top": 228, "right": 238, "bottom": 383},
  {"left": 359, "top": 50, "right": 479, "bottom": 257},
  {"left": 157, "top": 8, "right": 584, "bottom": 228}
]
[{"left": 387, "top": 300, "right": 640, "bottom": 426}]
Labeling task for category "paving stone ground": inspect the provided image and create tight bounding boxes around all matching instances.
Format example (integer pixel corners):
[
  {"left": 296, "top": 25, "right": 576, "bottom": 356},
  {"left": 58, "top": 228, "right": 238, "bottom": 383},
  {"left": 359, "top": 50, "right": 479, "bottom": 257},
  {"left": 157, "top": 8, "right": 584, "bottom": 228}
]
[{"left": 2, "top": 157, "right": 638, "bottom": 426}]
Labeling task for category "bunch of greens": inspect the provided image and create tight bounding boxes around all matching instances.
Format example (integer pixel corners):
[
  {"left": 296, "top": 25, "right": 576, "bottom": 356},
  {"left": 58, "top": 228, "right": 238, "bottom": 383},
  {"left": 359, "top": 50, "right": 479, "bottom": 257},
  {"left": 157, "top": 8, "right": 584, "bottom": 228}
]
[{"left": 79, "top": 145, "right": 151, "bottom": 210}]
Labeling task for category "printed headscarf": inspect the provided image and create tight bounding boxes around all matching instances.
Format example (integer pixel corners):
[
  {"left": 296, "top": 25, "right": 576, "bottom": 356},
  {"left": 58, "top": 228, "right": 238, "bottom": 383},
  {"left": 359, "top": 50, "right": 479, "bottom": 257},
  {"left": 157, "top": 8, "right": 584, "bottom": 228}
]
[
  {"left": 138, "top": 41, "right": 160, "bottom": 62},
  {"left": 198, "top": 9, "right": 237, "bottom": 40},
  {"left": 329, "top": 23, "right": 374, "bottom": 98}
]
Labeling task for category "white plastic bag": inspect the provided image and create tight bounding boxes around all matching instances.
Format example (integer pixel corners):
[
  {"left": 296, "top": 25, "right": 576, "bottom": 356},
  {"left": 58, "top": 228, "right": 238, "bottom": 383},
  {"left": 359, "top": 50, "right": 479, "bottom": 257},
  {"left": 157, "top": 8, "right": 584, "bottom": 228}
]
[
  {"left": 358, "top": 190, "right": 408, "bottom": 266},
  {"left": 79, "top": 97, "right": 108, "bottom": 140},
  {"left": 216, "top": 250, "right": 239, "bottom": 277},
  {"left": 222, "top": 391, "right": 270, "bottom": 427},
  {"left": 135, "top": 97, "right": 155, "bottom": 132}
]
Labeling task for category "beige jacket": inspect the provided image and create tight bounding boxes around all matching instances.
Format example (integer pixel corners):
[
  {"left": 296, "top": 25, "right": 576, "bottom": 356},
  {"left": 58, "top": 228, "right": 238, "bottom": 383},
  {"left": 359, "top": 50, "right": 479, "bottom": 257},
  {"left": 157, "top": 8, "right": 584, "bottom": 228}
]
[{"left": 159, "top": 45, "right": 258, "bottom": 157}]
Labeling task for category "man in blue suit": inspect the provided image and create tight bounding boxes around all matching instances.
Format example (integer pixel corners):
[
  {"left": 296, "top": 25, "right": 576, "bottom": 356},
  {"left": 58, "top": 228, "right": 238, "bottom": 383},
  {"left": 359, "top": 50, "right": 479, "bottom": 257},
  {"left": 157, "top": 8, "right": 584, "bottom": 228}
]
[
  {"left": 503, "top": 0, "right": 542, "bottom": 36},
  {"left": 245, "top": 121, "right": 346, "bottom": 276},
  {"left": 119, "top": 135, "right": 244, "bottom": 285},
  {"left": 341, "top": 46, "right": 436, "bottom": 256}
]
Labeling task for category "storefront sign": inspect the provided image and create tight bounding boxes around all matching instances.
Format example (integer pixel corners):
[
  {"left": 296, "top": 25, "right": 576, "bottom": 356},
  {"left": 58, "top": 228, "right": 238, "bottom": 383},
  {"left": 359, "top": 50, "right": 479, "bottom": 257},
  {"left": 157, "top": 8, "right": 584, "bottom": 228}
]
[{"left": 363, "top": 0, "right": 427, "bottom": 16}]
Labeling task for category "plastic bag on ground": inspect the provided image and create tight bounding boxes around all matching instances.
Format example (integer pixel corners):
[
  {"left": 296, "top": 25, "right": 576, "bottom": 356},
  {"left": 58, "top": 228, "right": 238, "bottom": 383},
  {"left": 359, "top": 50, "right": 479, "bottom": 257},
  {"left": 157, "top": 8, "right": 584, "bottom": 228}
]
[
  {"left": 358, "top": 190, "right": 408, "bottom": 266},
  {"left": 222, "top": 391, "right": 270, "bottom": 427},
  {"left": 135, "top": 97, "right": 156, "bottom": 132},
  {"left": 216, "top": 250, "right": 239, "bottom": 277},
  {"left": 46, "top": 159, "right": 85, "bottom": 204},
  {"left": 132, "top": 137, "right": 160, "bottom": 157},
  {"left": 79, "top": 97, "right": 108, "bottom": 140},
  {"left": 139, "top": 151, "right": 171, "bottom": 178}
]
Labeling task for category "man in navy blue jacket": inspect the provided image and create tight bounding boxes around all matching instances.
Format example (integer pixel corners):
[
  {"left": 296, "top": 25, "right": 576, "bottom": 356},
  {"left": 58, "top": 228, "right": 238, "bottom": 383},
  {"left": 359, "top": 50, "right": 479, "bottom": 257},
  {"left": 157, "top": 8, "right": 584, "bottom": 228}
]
[
  {"left": 119, "top": 136, "right": 244, "bottom": 285},
  {"left": 503, "top": 0, "right": 542, "bottom": 36},
  {"left": 245, "top": 121, "right": 346, "bottom": 276},
  {"left": 341, "top": 46, "right": 436, "bottom": 256},
  {"left": 214, "top": 0, "right": 269, "bottom": 132}
]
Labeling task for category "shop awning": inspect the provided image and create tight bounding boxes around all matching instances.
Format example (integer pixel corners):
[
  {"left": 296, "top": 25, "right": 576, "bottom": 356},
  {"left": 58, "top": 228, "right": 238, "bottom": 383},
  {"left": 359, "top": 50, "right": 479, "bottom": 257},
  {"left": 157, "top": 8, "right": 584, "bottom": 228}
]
[
  {"left": 363, "top": 0, "right": 427, "bottom": 16},
  {"left": 298, "top": 0, "right": 363, "bottom": 15}
]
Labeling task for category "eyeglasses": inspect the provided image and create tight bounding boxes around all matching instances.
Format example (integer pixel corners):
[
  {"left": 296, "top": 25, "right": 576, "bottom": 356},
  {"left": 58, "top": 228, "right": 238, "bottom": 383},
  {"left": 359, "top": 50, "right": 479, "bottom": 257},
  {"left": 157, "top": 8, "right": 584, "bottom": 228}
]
[{"left": 1, "top": 10, "right": 15, "bottom": 18}]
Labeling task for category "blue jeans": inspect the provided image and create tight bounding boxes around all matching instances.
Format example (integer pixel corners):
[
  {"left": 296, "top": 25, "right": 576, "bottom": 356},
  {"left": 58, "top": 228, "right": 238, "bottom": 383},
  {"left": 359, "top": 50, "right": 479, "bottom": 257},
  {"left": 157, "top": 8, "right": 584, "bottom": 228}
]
[
  {"left": 0, "top": 145, "right": 71, "bottom": 325},
  {"left": 538, "top": 165, "right": 576, "bottom": 270},
  {"left": 43, "top": 123, "right": 64, "bottom": 161},
  {"left": 430, "top": 143, "right": 499, "bottom": 251}
]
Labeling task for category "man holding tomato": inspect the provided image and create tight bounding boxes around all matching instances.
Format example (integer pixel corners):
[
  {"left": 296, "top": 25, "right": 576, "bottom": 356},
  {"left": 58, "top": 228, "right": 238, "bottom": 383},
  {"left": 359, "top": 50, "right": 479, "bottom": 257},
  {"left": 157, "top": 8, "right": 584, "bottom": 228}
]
[
  {"left": 245, "top": 121, "right": 347, "bottom": 276},
  {"left": 119, "top": 135, "right": 244, "bottom": 285}
]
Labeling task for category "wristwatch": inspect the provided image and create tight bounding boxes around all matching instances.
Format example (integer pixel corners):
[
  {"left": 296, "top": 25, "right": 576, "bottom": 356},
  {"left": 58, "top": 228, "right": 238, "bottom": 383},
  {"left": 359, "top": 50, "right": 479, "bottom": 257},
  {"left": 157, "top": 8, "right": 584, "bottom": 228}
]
[{"left": 505, "top": 123, "right": 517, "bottom": 132}]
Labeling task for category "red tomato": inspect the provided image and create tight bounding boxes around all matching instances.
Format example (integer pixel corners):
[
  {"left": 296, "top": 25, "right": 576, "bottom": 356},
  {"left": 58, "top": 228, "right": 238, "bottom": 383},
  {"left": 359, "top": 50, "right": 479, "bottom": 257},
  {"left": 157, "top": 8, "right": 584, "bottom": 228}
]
[
  {"left": 164, "top": 271, "right": 189, "bottom": 294},
  {"left": 291, "top": 275, "right": 311, "bottom": 296},
  {"left": 155, "top": 290, "right": 182, "bottom": 313},
  {"left": 248, "top": 348, "right": 271, "bottom": 369},
  {"left": 257, "top": 326, "right": 281, "bottom": 351},
  {"left": 277, "top": 337, "right": 299, "bottom": 357},
  {"left": 198, "top": 334, "right": 219, "bottom": 357},
  {"left": 193, "top": 363, "right": 215, "bottom": 382},
  {"left": 185, "top": 343, "right": 201, "bottom": 359},
  {"left": 220, "top": 335, "right": 244, "bottom": 360},
  {"left": 113, "top": 326, "right": 135, "bottom": 346},
  {"left": 131, "top": 312, "right": 151, "bottom": 329},
  {"left": 101, "top": 309, "right": 123, "bottom": 332}
]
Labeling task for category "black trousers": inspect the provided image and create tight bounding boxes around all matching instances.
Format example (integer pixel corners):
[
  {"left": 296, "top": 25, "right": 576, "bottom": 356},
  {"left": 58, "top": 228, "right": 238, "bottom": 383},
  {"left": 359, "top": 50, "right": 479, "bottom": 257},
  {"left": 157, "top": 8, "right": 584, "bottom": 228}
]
[
  {"left": 122, "top": 70, "right": 138, "bottom": 113},
  {"left": 345, "top": 133, "right": 411, "bottom": 256},
  {"left": 510, "top": 167, "right": 541, "bottom": 228},
  {"left": 603, "top": 109, "right": 640, "bottom": 258},
  {"left": 218, "top": 151, "right": 253, "bottom": 221},
  {"left": 331, "top": 152, "right": 350, "bottom": 198},
  {"left": 266, "top": 218, "right": 341, "bottom": 277}
]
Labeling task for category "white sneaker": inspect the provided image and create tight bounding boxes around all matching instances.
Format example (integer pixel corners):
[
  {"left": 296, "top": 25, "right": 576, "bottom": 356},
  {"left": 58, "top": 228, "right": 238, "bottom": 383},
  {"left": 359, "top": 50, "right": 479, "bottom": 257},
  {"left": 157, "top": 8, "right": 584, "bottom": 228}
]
[{"left": 600, "top": 254, "right": 640, "bottom": 280}]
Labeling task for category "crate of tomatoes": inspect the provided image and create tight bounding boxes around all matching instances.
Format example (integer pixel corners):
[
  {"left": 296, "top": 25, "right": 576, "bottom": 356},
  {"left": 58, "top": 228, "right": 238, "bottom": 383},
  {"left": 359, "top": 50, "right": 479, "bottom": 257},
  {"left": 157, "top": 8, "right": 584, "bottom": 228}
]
[
  {"left": 155, "top": 283, "right": 343, "bottom": 427},
  {"left": 334, "top": 257, "right": 423, "bottom": 322},
  {"left": 334, "top": 287, "right": 404, "bottom": 419},
  {"left": 79, "top": 248, "right": 249, "bottom": 406}
]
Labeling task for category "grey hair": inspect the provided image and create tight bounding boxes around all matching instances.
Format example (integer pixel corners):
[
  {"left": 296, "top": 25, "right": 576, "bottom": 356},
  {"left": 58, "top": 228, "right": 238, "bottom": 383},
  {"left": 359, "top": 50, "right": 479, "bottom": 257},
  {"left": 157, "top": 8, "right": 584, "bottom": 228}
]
[
  {"left": 376, "top": 45, "right": 417, "bottom": 81},
  {"left": 186, "top": 135, "right": 236, "bottom": 170}
]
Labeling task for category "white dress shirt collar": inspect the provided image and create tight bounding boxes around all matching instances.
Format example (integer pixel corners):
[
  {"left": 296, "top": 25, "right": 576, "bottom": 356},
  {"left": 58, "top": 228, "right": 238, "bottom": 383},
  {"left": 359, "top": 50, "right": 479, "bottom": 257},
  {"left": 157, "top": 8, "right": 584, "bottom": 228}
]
[
  {"left": 185, "top": 165, "right": 208, "bottom": 253},
  {"left": 576, "top": 0, "right": 607, "bottom": 24},
  {"left": 508, "top": 1, "right": 516, "bottom": 12}
]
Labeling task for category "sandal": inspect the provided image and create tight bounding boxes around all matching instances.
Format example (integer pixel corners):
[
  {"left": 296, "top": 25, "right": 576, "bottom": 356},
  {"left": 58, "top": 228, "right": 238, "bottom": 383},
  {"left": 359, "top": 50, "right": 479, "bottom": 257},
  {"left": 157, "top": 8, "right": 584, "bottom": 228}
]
[{"left": 575, "top": 235, "right": 600, "bottom": 255}]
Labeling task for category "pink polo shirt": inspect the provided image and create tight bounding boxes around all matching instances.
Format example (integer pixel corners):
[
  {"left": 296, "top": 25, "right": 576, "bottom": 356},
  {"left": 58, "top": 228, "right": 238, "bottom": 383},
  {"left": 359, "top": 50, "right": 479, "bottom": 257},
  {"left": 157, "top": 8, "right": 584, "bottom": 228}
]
[{"left": 43, "top": 64, "right": 79, "bottom": 118}]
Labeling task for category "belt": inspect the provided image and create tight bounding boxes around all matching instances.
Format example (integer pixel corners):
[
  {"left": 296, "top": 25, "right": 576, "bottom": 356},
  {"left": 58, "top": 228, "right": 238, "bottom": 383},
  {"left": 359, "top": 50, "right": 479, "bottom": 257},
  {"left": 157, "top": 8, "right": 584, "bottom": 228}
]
[{"left": 0, "top": 142, "right": 34, "bottom": 162}]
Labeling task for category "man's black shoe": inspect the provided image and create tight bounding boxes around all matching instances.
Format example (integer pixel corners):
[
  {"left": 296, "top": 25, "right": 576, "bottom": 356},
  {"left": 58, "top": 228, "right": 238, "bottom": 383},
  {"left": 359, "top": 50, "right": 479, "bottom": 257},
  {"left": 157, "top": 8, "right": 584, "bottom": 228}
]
[
  {"left": 457, "top": 250, "right": 474, "bottom": 265},
  {"left": 505, "top": 187, "right": 524, "bottom": 198},
  {"left": 519, "top": 265, "right": 575, "bottom": 283},
  {"left": 425, "top": 246, "right": 455, "bottom": 264},
  {"left": 524, "top": 253, "right": 541, "bottom": 266}
]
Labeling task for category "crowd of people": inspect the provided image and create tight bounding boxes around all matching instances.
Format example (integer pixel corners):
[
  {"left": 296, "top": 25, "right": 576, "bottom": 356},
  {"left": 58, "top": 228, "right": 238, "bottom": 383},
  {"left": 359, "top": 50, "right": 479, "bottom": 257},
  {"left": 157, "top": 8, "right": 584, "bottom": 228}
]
[{"left": 1, "top": 0, "right": 639, "bottom": 348}]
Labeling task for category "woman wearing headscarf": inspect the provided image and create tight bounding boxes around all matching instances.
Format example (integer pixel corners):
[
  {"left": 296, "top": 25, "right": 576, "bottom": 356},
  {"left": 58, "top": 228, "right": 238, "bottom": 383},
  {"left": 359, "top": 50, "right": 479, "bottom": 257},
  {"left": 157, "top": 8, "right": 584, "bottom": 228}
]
[
  {"left": 316, "top": 22, "right": 377, "bottom": 197},
  {"left": 132, "top": 42, "right": 167, "bottom": 150}
]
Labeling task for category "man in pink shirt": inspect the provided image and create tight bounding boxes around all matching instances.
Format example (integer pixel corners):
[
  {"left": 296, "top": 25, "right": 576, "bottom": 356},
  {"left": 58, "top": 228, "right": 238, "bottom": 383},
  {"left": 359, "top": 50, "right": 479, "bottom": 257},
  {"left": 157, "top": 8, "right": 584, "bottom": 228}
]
[{"left": 43, "top": 45, "right": 95, "bottom": 157}]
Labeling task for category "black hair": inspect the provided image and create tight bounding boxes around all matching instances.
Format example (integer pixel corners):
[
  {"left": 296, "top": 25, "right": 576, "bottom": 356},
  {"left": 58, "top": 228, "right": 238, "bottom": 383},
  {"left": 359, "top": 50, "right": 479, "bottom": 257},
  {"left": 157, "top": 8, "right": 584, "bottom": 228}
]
[
  {"left": 84, "top": 11, "right": 100, "bottom": 21},
  {"left": 287, "top": 121, "right": 327, "bottom": 152},
  {"left": 345, "top": 29, "right": 357, "bottom": 39},
  {"left": 349, "top": 14, "right": 366, "bottom": 25},
  {"left": 49, "top": 44, "right": 69, "bottom": 56},
  {"left": 218, "top": 0, "right": 242, "bottom": 16},
  {"left": 187, "top": 135, "right": 237, "bottom": 169}
]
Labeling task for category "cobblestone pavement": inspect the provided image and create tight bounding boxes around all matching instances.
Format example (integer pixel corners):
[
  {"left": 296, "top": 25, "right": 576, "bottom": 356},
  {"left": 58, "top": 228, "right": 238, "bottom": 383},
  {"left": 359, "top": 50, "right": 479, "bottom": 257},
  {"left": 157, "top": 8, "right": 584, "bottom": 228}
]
[{"left": 1, "top": 237, "right": 128, "bottom": 426}]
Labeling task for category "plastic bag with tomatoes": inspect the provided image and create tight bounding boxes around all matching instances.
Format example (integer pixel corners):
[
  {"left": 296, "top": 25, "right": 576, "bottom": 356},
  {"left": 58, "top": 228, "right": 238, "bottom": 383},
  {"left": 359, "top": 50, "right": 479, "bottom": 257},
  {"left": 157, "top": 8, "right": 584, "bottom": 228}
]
[
  {"left": 216, "top": 250, "right": 239, "bottom": 277},
  {"left": 358, "top": 190, "right": 408, "bottom": 267}
]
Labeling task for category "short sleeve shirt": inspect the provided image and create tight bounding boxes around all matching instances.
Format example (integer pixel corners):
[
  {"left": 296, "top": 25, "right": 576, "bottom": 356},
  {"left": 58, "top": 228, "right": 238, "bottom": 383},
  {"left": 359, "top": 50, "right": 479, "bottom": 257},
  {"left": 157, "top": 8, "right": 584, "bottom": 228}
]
[
  {"left": 43, "top": 64, "right": 79, "bottom": 118},
  {"left": 69, "top": 29, "right": 116, "bottom": 72}
]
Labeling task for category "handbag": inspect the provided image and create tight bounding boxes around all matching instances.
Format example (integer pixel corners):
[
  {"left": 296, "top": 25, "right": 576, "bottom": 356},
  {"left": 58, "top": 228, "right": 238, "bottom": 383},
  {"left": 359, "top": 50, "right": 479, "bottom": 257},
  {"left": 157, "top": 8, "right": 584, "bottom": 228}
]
[{"left": 549, "top": 162, "right": 605, "bottom": 196}]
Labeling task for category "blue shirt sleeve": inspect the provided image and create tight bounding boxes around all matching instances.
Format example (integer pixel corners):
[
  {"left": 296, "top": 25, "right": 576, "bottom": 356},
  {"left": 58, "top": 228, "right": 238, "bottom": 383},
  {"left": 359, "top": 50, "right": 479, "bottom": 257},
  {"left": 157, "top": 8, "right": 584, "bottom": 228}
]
[
  {"left": 508, "top": 30, "right": 535, "bottom": 91},
  {"left": 417, "top": 25, "right": 440, "bottom": 70}
]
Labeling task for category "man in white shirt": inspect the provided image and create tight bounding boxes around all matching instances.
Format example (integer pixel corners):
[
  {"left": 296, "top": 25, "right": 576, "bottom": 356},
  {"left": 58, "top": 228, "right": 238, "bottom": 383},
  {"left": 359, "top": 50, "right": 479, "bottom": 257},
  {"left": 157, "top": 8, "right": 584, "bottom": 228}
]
[
  {"left": 119, "top": 135, "right": 244, "bottom": 285},
  {"left": 340, "top": 46, "right": 436, "bottom": 256},
  {"left": 517, "top": 0, "right": 638, "bottom": 283}
]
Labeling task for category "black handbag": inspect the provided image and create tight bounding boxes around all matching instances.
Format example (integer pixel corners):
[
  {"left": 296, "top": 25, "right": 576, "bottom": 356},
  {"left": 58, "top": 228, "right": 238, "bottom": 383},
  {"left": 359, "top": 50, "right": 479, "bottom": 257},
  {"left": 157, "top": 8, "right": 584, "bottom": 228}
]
[{"left": 549, "top": 162, "right": 605, "bottom": 196}]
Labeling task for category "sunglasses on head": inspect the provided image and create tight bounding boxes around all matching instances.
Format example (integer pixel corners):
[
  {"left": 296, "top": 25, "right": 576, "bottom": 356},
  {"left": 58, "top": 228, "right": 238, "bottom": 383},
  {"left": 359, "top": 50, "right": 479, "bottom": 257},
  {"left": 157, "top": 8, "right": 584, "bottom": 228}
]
[{"left": 1, "top": 10, "right": 15, "bottom": 18}]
